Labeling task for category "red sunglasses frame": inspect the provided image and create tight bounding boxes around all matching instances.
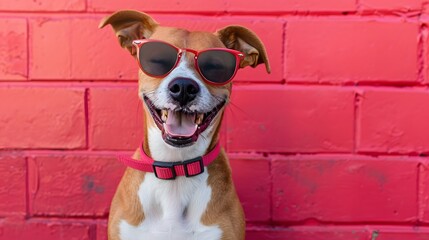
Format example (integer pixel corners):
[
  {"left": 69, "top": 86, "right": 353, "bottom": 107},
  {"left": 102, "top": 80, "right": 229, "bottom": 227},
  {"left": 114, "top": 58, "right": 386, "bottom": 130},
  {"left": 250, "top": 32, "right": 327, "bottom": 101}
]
[{"left": 132, "top": 39, "right": 244, "bottom": 85}]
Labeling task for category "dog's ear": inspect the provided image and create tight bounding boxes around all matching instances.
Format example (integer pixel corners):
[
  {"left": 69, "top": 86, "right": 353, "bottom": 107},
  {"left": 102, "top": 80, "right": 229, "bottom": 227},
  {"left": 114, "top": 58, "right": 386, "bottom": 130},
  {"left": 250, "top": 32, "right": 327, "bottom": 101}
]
[
  {"left": 216, "top": 25, "right": 271, "bottom": 73},
  {"left": 99, "top": 10, "right": 158, "bottom": 56}
]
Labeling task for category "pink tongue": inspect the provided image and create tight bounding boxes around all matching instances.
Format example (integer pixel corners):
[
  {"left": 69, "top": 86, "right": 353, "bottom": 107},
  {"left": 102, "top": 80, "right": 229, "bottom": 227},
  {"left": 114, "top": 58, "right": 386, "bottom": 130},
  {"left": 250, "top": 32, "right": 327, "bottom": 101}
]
[{"left": 164, "top": 110, "right": 198, "bottom": 138}]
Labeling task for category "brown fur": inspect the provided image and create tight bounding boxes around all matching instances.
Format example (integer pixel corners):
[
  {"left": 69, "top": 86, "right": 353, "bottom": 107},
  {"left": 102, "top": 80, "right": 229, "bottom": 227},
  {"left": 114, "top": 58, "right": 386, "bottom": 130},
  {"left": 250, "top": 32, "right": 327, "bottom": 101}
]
[{"left": 100, "top": 10, "right": 270, "bottom": 240}]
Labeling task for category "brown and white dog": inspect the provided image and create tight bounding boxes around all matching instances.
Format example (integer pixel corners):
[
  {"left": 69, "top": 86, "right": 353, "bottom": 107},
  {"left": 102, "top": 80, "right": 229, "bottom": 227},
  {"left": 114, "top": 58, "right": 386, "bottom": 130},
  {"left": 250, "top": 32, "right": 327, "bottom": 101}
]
[{"left": 99, "top": 10, "right": 270, "bottom": 240}]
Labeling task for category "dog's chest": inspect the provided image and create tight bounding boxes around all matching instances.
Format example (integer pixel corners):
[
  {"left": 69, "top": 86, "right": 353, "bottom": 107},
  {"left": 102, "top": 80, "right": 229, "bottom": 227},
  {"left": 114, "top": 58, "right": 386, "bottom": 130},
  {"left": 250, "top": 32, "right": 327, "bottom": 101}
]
[
  {"left": 119, "top": 169, "right": 222, "bottom": 240},
  {"left": 118, "top": 126, "right": 222, "bottom": 240}
]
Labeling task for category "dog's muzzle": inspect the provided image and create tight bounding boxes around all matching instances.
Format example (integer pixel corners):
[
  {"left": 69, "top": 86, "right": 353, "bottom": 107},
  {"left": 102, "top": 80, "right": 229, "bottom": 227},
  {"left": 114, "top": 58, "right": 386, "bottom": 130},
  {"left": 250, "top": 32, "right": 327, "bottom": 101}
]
[{"left": 144, "top": 96, "right": 225, "bottom": 148}]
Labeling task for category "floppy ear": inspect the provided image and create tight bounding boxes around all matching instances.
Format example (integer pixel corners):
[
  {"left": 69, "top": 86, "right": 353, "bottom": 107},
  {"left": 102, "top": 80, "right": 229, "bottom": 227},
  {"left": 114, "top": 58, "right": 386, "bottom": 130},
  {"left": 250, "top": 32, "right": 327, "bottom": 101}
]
[
  {"left": 216, "top": 25, "right": 271, "bottom": 73},
  {"left": 99, "top": 10, "right": 158, "bottom": 56}
]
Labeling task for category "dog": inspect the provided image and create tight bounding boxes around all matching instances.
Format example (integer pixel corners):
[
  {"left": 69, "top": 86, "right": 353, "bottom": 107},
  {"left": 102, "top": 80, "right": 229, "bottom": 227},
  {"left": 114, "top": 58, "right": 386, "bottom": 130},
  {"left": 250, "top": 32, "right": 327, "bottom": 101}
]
[{"left": 99, "top": 10, "right": 270, "bottom": 240}]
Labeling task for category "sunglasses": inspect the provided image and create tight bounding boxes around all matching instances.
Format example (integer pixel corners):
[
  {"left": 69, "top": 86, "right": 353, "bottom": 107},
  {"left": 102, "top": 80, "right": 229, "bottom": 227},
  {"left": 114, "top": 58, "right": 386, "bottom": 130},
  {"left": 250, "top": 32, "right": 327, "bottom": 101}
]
[{"left": 132, "top": 39, "right": 244, "bottom": 85}]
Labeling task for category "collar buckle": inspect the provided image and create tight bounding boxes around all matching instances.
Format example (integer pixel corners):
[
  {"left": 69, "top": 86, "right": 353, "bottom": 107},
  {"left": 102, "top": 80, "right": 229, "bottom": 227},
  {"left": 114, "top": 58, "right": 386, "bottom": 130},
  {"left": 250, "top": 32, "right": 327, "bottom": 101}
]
[
  {"left": 183, "top": 156, "right": 204, "bottom": 177},
  {"left": 153, "top": 161, "right": 177, "bottom": 180}
]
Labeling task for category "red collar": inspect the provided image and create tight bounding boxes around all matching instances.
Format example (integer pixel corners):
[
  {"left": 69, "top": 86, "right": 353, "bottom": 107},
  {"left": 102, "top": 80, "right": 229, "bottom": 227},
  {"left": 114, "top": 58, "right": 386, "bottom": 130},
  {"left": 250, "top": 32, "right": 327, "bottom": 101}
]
[{"left": 117, "top": 142, "right": 221, "bottom": 180}]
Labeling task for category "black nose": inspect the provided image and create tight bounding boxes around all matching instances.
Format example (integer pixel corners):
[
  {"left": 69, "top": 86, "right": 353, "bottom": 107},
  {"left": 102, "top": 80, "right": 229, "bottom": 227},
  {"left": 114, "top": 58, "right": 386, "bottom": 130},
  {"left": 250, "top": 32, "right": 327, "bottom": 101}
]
[{"left": 168, "top": 78, "right": 200, "bottom": 106}]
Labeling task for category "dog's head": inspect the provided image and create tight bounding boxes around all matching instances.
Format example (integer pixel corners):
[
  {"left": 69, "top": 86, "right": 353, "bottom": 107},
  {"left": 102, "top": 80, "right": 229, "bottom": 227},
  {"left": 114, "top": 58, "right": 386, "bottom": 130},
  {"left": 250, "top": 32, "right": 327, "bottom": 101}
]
[{"left": 100, "top": 10, "right": 270, "bottom": 149}]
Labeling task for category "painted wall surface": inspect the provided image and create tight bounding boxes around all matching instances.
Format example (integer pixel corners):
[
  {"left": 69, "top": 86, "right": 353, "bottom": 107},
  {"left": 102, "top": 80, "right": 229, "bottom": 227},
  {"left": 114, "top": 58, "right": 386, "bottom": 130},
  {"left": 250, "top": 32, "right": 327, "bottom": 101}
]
[{"left": 1, "top": 0, "right": 428, "bottom": 239}]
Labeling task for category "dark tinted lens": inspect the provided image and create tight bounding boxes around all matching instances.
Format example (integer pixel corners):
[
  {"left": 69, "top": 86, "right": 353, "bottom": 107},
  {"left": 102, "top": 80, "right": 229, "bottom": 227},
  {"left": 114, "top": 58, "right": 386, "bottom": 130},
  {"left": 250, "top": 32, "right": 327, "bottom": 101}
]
[
  {"left": 139, "top": 42, "right": 178, "bottom": 76},
  {"left": 197, "top": 50, "right": 237, "bottom": 83}
]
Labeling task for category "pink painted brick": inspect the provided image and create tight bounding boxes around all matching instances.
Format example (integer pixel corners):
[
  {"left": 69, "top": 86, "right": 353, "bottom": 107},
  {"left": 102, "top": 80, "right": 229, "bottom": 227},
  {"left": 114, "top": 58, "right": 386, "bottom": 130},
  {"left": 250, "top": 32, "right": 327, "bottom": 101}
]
[
  {"left": 97, "top": 221, "right": 108, "bottom": 240},
  {"left": 247, "top": 226, "right": 369, "bottom": 240},
  {"left": 0, "top": 155, "right": 26, "bottom": 216},
  {"left": 228, "top": 0, "right": 356, "bottom": 12},
  {"left": 425, "top": 22, "right": 429, "bottom": 83},
  {"left": 30, "top": 17, "right": 137, "bottom": 80},
  {"left": 272, "top": 155, "right": 418, "bottom": 222},
  {"left": 357, "top": 89, "right": 429, "bottom": 154},
  {"left": 28, "top": 154, "right": 124, "bottom": 216},
  {"left": 226, "top": 85, "right": 354, "bottom": 153},
  {"left": 0, "top": 87, "right": 85, "bottom": 149},
  {"left": 361, "top": 0, "right": 422, "bottom": 11},
  {"left": 0, "top": 0, "right": 84, "bottom": 11},
  {"left": 419, "top": 160, "right": 429, "bottom": 222},
  {"left": 0, "top": 220, "right": 91, "bottom": 240},
  {"left": 89, "top": 87, "right": 143, "bottom": 150},
  {"left": 0, "top": 18, "right": 27, "bottom": 80},
  {"left": 219, "top": 118, "right": 228, "bottom": 151},
  {"left": 229, "top": 154, "right": 270, "bottom": 222},
  {"left": 89, "top": 0, "right": 225, "bottom": 12},
  {"left": 286, "top": 21, "right": 419, "bottom": 84}
]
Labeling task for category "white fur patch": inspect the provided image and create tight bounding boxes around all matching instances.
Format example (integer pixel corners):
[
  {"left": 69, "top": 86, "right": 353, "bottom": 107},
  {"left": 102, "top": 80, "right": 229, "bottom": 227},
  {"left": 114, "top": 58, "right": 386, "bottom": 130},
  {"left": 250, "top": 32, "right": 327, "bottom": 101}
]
[{"left": 119, "top": 171, "right": 222, "bottom": 240}]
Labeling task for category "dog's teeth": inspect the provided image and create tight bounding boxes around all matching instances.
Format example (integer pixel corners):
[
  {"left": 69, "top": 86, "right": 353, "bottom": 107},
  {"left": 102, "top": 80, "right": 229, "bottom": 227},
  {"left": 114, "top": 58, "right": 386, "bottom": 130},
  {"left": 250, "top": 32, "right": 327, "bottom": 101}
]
[
  {"left": 195, "top": 113, "right": 204, "bottom": 125},
  {"left": 161, "top": 110, "right": 168, "bottom": 122}
]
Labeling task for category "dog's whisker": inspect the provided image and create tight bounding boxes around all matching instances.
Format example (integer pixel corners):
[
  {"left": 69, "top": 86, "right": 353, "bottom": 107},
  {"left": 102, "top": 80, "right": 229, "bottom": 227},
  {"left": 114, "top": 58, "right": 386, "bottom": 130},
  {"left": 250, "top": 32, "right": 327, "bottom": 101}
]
[
  {"left": 225, "top": 101, "right": 252, "bottom": 121},
  {"left": 199, "top": 134, "right": 209, "bottom": 143}
]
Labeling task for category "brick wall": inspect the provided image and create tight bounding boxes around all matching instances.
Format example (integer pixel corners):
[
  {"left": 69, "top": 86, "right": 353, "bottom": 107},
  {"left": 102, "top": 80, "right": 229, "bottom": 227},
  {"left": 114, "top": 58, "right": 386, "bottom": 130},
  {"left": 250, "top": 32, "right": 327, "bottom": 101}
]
[{"left": 0, "top": 0, "right": 428, "bottom": 239}]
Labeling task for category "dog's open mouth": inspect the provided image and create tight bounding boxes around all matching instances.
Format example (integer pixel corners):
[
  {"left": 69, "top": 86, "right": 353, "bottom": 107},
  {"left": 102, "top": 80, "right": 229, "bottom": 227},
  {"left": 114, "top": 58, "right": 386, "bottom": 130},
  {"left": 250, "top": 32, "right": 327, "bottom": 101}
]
[{"left": 144, "top": 96, "right": 225, "bottom": 147}]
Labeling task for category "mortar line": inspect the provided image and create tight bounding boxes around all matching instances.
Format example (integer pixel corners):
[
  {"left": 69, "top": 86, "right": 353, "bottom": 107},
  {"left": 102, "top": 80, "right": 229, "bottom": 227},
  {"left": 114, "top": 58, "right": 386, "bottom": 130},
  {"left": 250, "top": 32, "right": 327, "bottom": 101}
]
[
  {"left": 268, "top": 155, "right": 274, "bottom": 226},
  {"left": 281, "top": 20, "right": 287, "bottom": 85},
  {"left": 0, "top": 10, "right": 421, "bottom": 17},
  {"left": 84, "top": 88, "right": 90, "bottom": 150},
  {"left": 418, "top": 22, "right": 428, "bottom": 86},
  {"left": 89, "top": 222, "right": 97, "bottom": 240},
  {"left": 25, "top": 215, "right": 429, "bottom": 228},
  {"left": 417, "top": 162, "right": 424, "bottom": 222},
  {"left": 356, "top": 0, "right": 362, "bottom": 13},
  {"left": 418, "top": 22, "right": 424, "bottom": 84},
  {"left": 84, "top": 0, "right": 88, "bottom": 12},
  {"left": 3, "top": 150, "right": 429, "bottom": 158},
  {"left": 24, "top": 156, "right": 30, "bottom": 219},
  {"left": 25, "top": 16, "right": 30, "bottom": 80},
  {"left": 353, "top": 90, "right": 362, "bottom": 154},
  {"left": 4, "top": 81, "right": 429, "bottom": 89}
]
